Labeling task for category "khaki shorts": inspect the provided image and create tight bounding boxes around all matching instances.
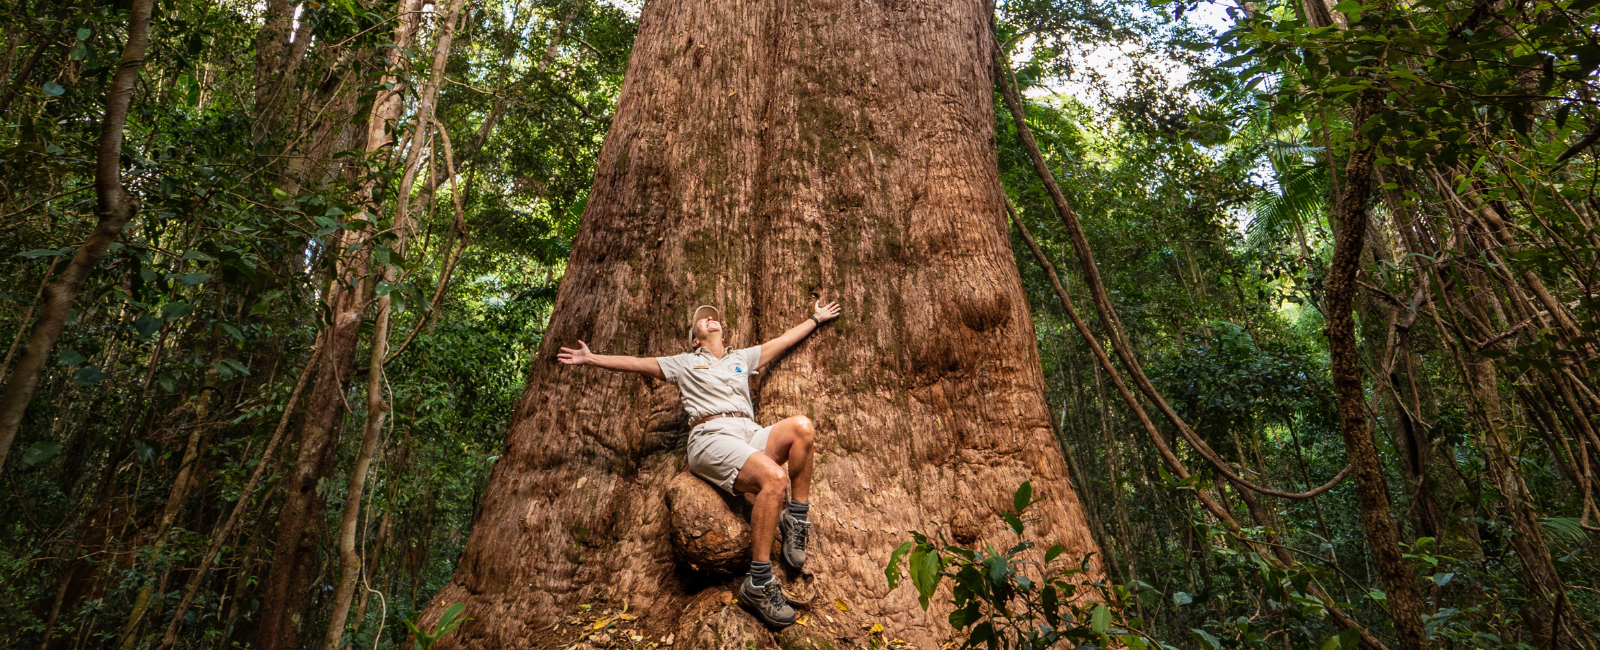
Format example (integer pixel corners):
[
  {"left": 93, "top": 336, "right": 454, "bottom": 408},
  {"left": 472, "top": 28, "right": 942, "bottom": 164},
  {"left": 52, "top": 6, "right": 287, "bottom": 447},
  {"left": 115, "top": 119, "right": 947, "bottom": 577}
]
[{"left": 687, "top": 417, "right": 773, "bottom": 494}]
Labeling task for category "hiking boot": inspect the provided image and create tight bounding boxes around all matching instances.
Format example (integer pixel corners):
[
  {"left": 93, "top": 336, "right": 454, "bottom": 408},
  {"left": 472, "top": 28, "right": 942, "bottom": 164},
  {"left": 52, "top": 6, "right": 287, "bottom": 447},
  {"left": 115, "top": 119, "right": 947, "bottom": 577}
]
[
  {"left": 738, "top": 576, "right": 796, "bottom": 628},
  {"left": 779, "top": 511, "right": 809, "bottom": 568}
]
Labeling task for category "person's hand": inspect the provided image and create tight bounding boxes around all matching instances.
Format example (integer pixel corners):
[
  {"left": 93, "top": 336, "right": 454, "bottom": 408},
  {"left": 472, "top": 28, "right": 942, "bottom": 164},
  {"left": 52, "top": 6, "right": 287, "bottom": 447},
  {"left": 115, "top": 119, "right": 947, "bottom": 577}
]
[
  {"left": 557, "top": 340, "right": 593, "bottom": 365},
  {"left": 812, "top": 300, "right": 841, "bottom": 324}
]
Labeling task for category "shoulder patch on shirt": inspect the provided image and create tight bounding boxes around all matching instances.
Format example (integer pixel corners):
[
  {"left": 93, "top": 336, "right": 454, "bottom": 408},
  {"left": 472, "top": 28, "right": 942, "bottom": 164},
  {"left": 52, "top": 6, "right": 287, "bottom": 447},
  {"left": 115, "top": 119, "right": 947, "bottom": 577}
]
[{"left": 693, "top": 365, "right": 710, "bottom": 369}]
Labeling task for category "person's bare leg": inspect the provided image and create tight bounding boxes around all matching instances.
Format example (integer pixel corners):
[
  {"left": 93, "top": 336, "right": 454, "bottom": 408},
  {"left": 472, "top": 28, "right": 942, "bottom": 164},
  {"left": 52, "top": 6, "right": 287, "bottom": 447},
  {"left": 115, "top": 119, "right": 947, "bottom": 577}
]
[
  {"left": 732, "top": 452, "right": 796, "bottom": 627},
  {"left": 763, "top": 415, "right": 816, "bottom": 503},
  {"left": 733, "top": 452, "right": 787, "bottom": 562}
]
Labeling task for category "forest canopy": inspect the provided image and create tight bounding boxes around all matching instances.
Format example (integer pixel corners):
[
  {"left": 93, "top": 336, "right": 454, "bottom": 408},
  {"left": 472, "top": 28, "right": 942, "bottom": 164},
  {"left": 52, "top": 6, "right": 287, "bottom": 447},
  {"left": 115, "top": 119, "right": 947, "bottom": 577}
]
[{"left": 0, "top": 0, "right": 1596, "bottom": 647}]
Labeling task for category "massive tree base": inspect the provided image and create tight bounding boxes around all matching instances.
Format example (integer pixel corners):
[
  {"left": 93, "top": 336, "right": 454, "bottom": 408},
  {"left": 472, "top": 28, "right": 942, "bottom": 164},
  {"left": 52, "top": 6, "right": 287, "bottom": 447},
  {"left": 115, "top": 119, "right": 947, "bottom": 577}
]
[{"left": 421, "top": 0, "right": 1101, "bottom": 646}]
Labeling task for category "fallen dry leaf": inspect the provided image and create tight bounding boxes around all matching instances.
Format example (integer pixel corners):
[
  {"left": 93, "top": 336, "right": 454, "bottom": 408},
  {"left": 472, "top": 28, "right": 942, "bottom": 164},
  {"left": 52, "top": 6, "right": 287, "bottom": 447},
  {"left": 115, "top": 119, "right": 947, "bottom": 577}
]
[
  {"left": 795, "top": 615, "right": 809, "bottom": 626},
  {"left": 592, "top": 618, "right": 611, "bottom": 630},
  {"left": 834, "top": 599, "right": 849, "bottom": 612}
]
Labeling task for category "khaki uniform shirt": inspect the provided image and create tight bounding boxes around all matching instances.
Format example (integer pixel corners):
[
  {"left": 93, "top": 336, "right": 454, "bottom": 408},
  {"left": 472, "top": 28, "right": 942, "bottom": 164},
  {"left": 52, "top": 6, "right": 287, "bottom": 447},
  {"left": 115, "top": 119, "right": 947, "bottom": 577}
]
[{"left": 655, "top": 346, "right": 762, "bottom": 421}]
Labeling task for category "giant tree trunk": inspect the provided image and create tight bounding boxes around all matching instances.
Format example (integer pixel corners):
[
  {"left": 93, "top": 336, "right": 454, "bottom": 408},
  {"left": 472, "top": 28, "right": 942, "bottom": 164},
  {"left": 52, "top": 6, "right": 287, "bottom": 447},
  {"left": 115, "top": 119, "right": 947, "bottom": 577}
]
[{"left": 421, "top": 0, "right": 1099, "bottom": 647}]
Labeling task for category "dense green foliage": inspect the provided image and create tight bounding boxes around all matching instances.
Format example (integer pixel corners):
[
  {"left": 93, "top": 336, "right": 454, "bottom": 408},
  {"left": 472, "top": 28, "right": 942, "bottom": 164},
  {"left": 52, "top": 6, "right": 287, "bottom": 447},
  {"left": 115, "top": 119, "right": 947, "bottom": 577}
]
[
  {"left": 2, "top": 0, "right": 1598, "bottom": 646},
  {"left": 999, "top": 0, "right": 1600, "bottom": 646},
  {"left": 1, "top": 0, "right": 629, "bottom": 644}
]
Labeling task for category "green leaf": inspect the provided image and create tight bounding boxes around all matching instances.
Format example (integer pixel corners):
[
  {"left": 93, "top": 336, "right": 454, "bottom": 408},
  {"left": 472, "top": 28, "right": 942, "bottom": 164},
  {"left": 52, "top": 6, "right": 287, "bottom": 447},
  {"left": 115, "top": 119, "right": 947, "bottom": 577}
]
[
  {"left": 133, "top": 315, "right": 163, "bottom": 338},
  {"left": 1090, "top": 603, "right": 1111, "bottom": 633},
  {"left": 168, "top": 272, "right": 212, "bottom": 286},
  {"left": 42, "top": 81, "right": 65, "bottom": 96},
  {"left": 1540, "top": 517, "right": 1586, "bottom": 543},
  {"left": 1044, "top": 544, "right": 1066, "bottom": 564},
  {"left": 948, "top": 601, "right": 980, "bottom": 629},
  {"left": 1173, "top": 591, "right": 1193, "bottom": 606},
  {"left": 886, "top": 541, "right": 914, "bottom": 589},
  {"left": 1001, "top": 512, "right": 1024, "bottom": 535},
  {"left": 76, "top": 27, "right": 91, "bottom": 39},
  {"left": 69, "top": 41, "right": 88, "bottom": 60},
  {"left": 182, "top": 250, "right": 217, "bottom": 262},
  {"left": 162, "top": 302, "right": 193, "bottom": 322},
  {"left": 73, "top": 365, "right": 107, "bottom": 386},
  {"left": 251, "top": 290, "right": 285, "bottom": 315},
  {"left": 57, "top": 349, "right": 86, "bottom": 365},
  {"left": 985, "top": 551, "right": 1008, "bottom": 584},
  {"left": 21, "top": 440, "right": 64, "bottom": 466},
  {"left": 17, "top": 247, "right": 70, "bottom": 259},
  {"left": 909, "top": 548, "right": 941, "bottom": 609},
  {"left": 440, "top": 602, "right": 466, "bottom": 626},
  {"left": 1041, "top": 584, "right": 1060, "bottom": 623},
  {"left": 431, "top": 602, "right": 471, "bottom": 645},
  {"left": 1190, "top": 629, "right": 1224, "bottom": 650},
  {"left": 221, "top": 323, "right": 245, "bottom": 343},
  {"left": 1013, "top": 481, "right": 1033, "bottom": 514},
  {"left": 967, "top": 622, "right": 995, "bottom": 650},
  {"left": 1430, "top": 572, "right": 1454, "bottom": 587}
]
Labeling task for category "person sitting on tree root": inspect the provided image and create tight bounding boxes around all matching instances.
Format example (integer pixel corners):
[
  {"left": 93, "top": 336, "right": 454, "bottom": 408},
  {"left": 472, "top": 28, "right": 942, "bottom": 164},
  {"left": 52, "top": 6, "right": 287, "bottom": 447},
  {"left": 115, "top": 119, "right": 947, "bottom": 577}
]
[{"left": 556, "top": 300, "right": 841, "bottom": 629}]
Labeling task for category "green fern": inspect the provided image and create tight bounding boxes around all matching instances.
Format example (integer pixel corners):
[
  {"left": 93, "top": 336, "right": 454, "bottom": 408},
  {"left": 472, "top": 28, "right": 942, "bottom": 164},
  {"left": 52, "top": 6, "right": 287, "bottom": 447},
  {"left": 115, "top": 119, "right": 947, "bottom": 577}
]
[
  {"left": 1247, "top": 162, "right": 1329, "bottom": 250},
  {"left": 1539, "top": 517, "right": 1590, "bottom": 545}
]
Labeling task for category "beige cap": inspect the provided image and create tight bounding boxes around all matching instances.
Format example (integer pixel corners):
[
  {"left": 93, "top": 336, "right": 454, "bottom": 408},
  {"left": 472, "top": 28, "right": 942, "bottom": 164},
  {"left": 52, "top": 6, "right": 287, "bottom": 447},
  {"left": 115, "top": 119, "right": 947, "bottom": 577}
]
[{"left": 688, "top": 305, "right": 720, "bottom": 346}]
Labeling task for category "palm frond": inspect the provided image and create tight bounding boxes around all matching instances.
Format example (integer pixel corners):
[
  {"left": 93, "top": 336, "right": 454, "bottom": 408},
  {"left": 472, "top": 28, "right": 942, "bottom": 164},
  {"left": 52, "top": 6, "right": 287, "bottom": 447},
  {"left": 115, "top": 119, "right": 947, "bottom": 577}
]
[
  {"left": 1540, "top": 517, "right": 1591, "bottom": 545},
  {"left": 1247, "top": 163, "right": 1329, "bottom": 249}
]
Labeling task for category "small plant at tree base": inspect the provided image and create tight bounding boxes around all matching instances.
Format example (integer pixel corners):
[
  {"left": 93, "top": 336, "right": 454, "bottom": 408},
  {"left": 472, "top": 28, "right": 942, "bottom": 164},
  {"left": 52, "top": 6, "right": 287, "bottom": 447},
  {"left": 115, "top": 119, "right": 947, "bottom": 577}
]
[
  {"left": 405, "top": 602, "right": 471, "bottom": 650},
  {"left": 886, "top": 482, "right": 1165, "bottom": 650}
]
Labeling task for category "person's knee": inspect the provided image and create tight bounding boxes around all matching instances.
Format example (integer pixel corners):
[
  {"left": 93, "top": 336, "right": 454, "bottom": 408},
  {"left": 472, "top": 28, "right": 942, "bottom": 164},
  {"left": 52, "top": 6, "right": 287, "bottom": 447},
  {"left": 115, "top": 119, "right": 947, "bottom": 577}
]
[
  {"left": 760, "top": 466, "right": 788, "bottom": 493},
  {"left": 793, "top": 416, "right": 816, "bottom": 444}
]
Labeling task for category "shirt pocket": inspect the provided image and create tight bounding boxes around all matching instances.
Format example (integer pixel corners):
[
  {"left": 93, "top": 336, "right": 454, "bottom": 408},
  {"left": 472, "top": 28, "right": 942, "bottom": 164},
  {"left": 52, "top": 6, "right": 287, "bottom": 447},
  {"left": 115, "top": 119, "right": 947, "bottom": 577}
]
[{"left": 704, "top": 367, "right": 738, "bottom": 395}]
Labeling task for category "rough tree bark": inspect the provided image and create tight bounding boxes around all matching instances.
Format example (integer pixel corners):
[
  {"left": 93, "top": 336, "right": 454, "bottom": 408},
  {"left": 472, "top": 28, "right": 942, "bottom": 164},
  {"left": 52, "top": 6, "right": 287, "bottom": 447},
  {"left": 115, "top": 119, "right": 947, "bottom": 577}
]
[
  {"left": 157, "top": 337, "right": 324, "bottom": 650},
  {"left": 325, "top": 2, "right": 465, "bottom": 642},
  {"left": 420, "top": 0, "right": 1100, "bottom": 647},
  {"left": 1323, "top": 86, "right": 1430, "bottom": 650},
  {"left": 252, "top": 274, "right": 368, "bottom": 650},
  {"left": 255, "top": 2, "right": 427, "bottom": 647},
  {"left": 0, "top": 0, "right": 153, "bottom": 469}
]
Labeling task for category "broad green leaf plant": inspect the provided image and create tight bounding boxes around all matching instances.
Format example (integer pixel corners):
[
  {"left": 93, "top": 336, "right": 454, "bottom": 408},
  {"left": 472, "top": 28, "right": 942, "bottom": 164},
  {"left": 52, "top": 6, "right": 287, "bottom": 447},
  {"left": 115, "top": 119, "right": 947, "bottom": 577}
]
[
  {"left": 886, "top": 482, "right": 1163, "bottom": 650},
  {"left": 404, "top": 602, "right": 470, "bottom": 650}
]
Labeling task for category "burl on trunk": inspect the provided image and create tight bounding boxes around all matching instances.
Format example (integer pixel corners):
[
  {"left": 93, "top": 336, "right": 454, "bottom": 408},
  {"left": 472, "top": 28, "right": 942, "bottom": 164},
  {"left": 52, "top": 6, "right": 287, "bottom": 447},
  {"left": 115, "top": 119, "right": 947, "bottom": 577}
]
[{"left": 423, "top": 0, "right": 1100, "bottom": 646}]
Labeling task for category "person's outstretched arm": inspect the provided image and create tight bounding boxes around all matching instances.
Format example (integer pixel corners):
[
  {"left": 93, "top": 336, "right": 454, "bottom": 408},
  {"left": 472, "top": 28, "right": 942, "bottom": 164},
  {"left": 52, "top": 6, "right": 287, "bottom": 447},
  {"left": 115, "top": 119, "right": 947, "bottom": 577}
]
[
  {"left": 557, "top": 340, "right": 667, "bottom": 380},
  {"left": 755, "top": 301, "right": 841, "bottom": 371}
]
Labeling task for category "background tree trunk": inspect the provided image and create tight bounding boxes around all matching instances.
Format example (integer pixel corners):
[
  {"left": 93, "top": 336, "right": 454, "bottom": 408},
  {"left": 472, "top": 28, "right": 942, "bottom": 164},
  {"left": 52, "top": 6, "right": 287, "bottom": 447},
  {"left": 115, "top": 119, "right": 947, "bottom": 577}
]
[
  {"left": 420, "top": 0, "right": 1100, "bottom": 646},
  {"left": 0, "top": 0, "right": 153, "bottom": 469},
  {"left": 1323, "top": 87, "right": 1430, "bottom": 650}
]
